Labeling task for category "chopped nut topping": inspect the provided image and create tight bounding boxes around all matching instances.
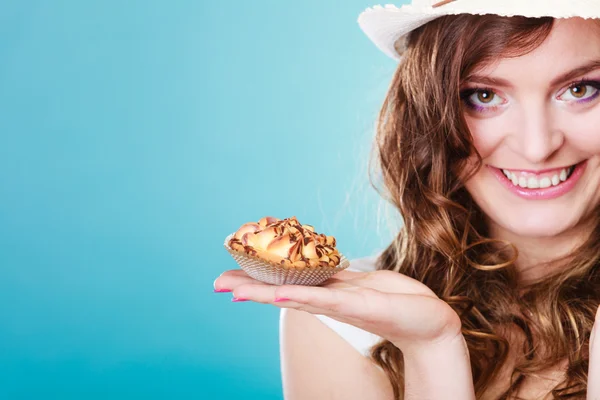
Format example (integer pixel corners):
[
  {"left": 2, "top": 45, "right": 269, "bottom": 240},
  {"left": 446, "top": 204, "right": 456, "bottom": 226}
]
[{"left": 229, "top": 216, "right": 341, "bottom": 268}]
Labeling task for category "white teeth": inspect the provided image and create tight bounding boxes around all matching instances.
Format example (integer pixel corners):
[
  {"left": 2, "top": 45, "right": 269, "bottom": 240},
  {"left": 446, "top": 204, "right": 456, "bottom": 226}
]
[
  {"left": 502, "top": 166, "right": 574, "bottom": 189},
  {"left": 519, "top": 177, "right": 527, "bottom": 188},
  {"left": 560, "top": 169, "right": 567, "bottom": 181},
  {"left": 527, "top": 177, "right": 539, "bottom": 188},
  {"left": 539, "top": 177, "right": 552, "bottom": 188}
]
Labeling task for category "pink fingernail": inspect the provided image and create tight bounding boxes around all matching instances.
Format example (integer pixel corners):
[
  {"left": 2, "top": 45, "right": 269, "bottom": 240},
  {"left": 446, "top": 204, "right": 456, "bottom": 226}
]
[
  {"left": 232, "top": 297, "right": 249, "bottom": 302},
  {"left": 214, "top": 289, "right": 232, "bottom": 293},
  {"left": 274, "top": 297, "right": 290, "bottom": 302}
]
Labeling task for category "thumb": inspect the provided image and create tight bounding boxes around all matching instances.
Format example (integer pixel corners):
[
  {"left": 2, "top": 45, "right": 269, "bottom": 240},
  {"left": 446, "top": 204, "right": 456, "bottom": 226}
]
[{"left": 587, "top": 305, "right": 600, "bottom": 399}]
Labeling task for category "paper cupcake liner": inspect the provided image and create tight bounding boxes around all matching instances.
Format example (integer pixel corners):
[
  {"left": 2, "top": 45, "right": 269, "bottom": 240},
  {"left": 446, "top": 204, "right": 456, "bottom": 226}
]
[{"left": 223, "top": 234, "right": 350, "bottom": 286}]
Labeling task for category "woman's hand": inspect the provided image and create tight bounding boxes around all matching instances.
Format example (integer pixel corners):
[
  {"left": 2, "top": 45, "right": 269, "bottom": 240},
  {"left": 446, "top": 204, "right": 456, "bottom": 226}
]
[
  {"left": 214, "top": 268, "right": 460, "bottom": 351},
  {"left": 214, "top": 268, "right": 477, "bottom": 399}
]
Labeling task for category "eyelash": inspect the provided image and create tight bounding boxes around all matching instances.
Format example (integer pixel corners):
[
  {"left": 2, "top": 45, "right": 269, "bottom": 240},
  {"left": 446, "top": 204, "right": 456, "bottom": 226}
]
[{"left": 459, "top": 79, "right": 600, "bottom": 113}]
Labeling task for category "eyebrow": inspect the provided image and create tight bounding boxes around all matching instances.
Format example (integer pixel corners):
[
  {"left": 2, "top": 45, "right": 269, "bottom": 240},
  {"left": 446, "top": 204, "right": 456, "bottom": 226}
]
[{"left": 465, "top": 59, "right": 600, "bottom": 88}]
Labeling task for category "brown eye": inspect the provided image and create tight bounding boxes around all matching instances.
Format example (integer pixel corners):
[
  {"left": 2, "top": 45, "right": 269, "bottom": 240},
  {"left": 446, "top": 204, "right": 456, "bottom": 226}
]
[
  {"left": 570, "top": 85, "right": 587, "bottom": 98},
  {"left": 477, "top": 90, "right": 495, "bottom": 103}
]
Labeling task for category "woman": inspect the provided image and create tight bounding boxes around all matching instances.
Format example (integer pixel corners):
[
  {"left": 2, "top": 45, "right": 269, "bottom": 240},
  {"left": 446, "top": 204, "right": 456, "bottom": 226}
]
[{"left": 214, "top": 1, "right": 600, "bottom": 398}]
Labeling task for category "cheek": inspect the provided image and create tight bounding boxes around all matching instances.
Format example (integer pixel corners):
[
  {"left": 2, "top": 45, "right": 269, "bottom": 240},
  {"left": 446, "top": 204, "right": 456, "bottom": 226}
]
[
  {"left": 466, "top": 108, "right": 600, "bottom": 156},
  {"left": 564, "top": 115, "right": 600, "bottom": 153},
  {"left": 464, "top": 116, "right": 507, "bottom": 158}
]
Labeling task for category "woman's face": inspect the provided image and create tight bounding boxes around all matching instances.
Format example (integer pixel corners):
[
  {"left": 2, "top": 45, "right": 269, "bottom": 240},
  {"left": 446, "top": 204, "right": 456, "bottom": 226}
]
[{"left": 463, "top": 18, "right": 600, "bottom": 239}]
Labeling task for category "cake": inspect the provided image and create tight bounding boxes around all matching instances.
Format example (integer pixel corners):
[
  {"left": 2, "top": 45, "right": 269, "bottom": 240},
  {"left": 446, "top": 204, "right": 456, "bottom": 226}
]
[{"left": 224, "top": 216, "right": 349, "bottom": 285}]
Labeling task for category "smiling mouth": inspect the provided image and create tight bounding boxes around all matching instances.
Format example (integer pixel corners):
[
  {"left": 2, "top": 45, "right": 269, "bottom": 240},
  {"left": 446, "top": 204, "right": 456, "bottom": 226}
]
[{"left": 499, "top": 163, "right": 580, "bottom": 189}]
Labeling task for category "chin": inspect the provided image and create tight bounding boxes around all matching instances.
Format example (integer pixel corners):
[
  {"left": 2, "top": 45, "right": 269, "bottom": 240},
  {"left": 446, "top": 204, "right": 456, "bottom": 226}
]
[{"left": 490, "top": 212, "right": 577, "bottom": 238}]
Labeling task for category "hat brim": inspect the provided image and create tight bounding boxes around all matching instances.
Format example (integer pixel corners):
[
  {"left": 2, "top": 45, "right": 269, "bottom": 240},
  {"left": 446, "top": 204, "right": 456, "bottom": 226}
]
[{"left": 359, "top": 1, "right": 600, "bottom": 61}]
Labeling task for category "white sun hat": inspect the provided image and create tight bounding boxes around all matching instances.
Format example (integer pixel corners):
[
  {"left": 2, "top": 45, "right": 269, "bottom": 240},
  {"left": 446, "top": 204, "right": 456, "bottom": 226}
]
[{"left": 358, "top": 0, "right": 600, "bottom": 61}]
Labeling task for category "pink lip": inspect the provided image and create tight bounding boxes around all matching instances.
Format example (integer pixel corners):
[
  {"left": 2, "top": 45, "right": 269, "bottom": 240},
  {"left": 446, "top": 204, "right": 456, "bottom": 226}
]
[{"left": 488, "top": 160, "right": 587, "bottom": 200}]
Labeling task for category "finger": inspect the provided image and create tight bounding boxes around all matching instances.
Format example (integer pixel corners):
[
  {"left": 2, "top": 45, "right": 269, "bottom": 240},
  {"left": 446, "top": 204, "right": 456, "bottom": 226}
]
[
  {"left": 323, "top": 270, "right": 436, "bottom": 297},
  {"left": 218, "top": 269, "right": 248, "bottom": 278},
  {"left": 231, "top": 283, "right": 299, "bottom": 306},
  {"left": 588, "top": 306, "right": 600, "bottom": 399},
  {"left": 213, "top": 274, "right": 269, "bottom": 292},
  {"left": 231, "top": 283, "right": 360, "bottom": 320},
  {"left": 272, "top": 284, "right": 385, "bottom": 319}
]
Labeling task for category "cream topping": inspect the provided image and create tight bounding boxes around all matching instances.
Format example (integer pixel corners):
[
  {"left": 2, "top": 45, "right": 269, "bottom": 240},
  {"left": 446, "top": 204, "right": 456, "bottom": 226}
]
[{"left": 229, "top": 216, "right": 341, "bottom": 268}]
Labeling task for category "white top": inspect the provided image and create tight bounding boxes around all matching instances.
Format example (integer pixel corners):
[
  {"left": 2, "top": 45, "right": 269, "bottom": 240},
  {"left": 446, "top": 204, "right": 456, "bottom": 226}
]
[{"left": 279, "top": 255, "right": 383, "bottom": 358}]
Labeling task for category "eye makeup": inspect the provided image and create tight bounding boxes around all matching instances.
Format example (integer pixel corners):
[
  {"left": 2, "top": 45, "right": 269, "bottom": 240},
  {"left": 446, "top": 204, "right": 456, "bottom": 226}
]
[
  {"left": 459, "top": 77, "right": 600, "bottom": 113},
  {"left": 459, "top": 87, "right": 504, "bottom": 113},
  {"left": 560, "top": 79, "right": 600, "bottom": 104}
]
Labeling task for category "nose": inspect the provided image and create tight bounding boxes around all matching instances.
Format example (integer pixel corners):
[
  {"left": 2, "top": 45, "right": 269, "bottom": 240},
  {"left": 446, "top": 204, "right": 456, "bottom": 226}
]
[{"left": 510, "top": 106, "right": 564, "bottom": 164}]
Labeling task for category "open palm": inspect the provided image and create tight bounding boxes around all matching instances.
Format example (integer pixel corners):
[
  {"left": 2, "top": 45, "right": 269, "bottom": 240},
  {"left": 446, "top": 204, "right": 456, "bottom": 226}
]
[{"left": 214, "top": 268, "right": 462, "bottom": 350}]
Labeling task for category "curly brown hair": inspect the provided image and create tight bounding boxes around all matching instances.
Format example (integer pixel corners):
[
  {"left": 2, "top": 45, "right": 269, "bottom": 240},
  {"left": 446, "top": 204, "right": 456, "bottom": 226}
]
[{"left": 368, "top": 14, "right": 600, "bottom": 399}]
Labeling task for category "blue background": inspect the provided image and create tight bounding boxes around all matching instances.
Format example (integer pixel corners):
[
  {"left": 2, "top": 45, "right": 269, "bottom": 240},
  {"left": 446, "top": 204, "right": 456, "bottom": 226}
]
[{"left": 0, "top": 1, "right": 403, "bottom": 398}]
